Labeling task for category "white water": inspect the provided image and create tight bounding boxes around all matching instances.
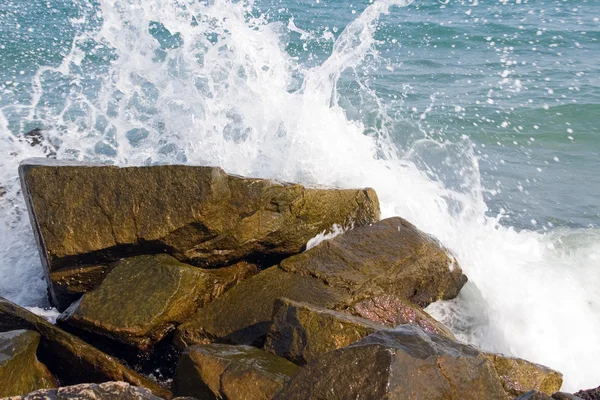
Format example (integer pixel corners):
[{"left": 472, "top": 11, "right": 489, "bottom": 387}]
[{"left": 0, "top": 0, "right": 599, "bottom": 392}]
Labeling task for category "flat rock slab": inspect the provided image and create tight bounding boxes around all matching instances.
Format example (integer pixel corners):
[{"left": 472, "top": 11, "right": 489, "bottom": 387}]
[
  {"left": 173, "top": 344, "right": 298, "bottom": 400},
  {"left": 0, "top": 330, "right": 57, "bottom": 397},
  {"left": 275, "top": 325, "right": 562, "bottom": 400},
  {"left": 19, "top": 159, "right": 379, "bottom": 309},
  {"left": 264, "top": 298, "right": 388, "bottom": 364},
  {"left": 3, "top": 382, "right": 165, "bottom": 400},
  {"left": 280, "top": 216, "right": 467, "bottom": 308},
  {"left": 0, "top": 297, "right": 172, "bottom": 399},
  {"left": 60, "top": 254, "right": 257, "bottom": 350}
]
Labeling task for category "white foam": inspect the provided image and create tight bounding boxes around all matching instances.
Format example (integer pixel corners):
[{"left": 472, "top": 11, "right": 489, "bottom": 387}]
[{"left": 0, "top": 0, "right": 598, "bottom": 391}]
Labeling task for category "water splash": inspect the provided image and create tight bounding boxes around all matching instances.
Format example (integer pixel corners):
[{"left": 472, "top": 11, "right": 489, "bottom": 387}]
[{"left": 0, "top": 0, "right": 599, "bottom": 392}]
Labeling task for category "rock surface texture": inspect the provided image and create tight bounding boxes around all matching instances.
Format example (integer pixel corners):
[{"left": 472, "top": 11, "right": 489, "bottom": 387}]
[
  {"left": 0, "top": 297, "right": 172, "bottom": 399},
  {"left": 0, "top": 330, "right": 57, "bottom": 397},
  {"left": 176, "top": 217, "right": 466, "bottom": 347},
  {"left": 60, "top": 254, "right": 257, "bottom": 350},
  {"left": 20, "top": 159, "right": 379, "bottom": 309},
  {"left": 2, "top": 381, "right": 165, "bottom": 400},
  {"left": 274, "top": 326, "right": 562, "bottom": 400},
  {"left": 173, "top": 344, "right": 298, "bottom": 400}
]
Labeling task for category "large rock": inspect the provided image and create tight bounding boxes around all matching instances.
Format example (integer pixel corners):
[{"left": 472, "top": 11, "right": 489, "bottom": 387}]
[
  {"left": 279, "top": 217, "right": 466, "bottom": 308},
  {"left": 274, "top": 326, "right": 562, "bottom": 400},
  {"left": 175, "top": 267, "right": 348, "bottom": 347},
  {"left": 172, "top": 344, "right": 298, "bottom": 400},
  {"left": 0, "top": 330, "right": 57, "bottom": 397},
  {"left": 347, "top": 293, "right": 456, "bottom": 339},
  {"left": 176, "top": 217, "right": 465, "bottom": 347},
  {"left": 574, "top": 386, "right": 600, "bottom": 400},
  {"left": 60, "top": 254, "right": 257, "bottom": 350},
  {"left": 264, "top": 298, "right": 388, "bottom": 364},
  {"left": 19, "top": 159, "right": 379, "bottom": 309},
  {"left": 0, "top": 297, "right": 172, "bottom": 399},
  {"left": 4, "top": 382, "right": 165, "bottom": 400}
]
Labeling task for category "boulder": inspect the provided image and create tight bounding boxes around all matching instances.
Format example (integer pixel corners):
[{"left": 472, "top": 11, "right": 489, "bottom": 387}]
[
  {"left": 4, "top": 381, "right": 165, "bottom": 400},
  {"left": 515, "top": 392, "right": 555, "bottom": 400},
  {"left": 174, "top": 267, "right": 348, "bottom": 347},
  {"left": 347, "top": 294, "right": 456, "bottom": 339},
  {"left": 0, "top": 330, "right": 57, "bottom": 397},
  {"left": 176, "top": 217, "right": 465, "bottom": 347},
  {"left": 574, "top": 387, "right": 600, "bottom": 400},
  {"left": 552, "top": 393, "right": 585, "bottom": 400},
  {"left": 19, "top": 158, "right": 379, "bottom": 309},
  {"left": 172, "top": 344, "right": 298, "bottom": 400},
  {"left": 60, "top": 255, "right": 257, "bottom": 350},
  {"left": 274, "top": 325, "right": 562, "bottom": 400},
  {"left": 0, "top": 297, "right": 172, "bottom": 399},
  {"left": 264, "top": 298, "right": 388, "bottom": 364},
  {"left": 279, "top": 217, "right": 466, "bottom": 308}
]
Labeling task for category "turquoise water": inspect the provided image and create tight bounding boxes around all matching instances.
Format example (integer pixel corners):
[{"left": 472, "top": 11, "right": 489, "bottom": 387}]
[{"left": 1, "top": 0, "right": 599, "bottom": 391}]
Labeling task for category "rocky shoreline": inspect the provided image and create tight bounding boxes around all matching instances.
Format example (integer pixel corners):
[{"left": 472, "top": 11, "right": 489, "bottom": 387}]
[{"left": 0, "top": 158, "right": 595, "bottom": 399}]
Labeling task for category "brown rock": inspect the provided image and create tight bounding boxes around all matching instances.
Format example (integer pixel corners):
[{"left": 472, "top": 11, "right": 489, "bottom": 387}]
[
  {"left": 172, "top": 344, "right": 298, "bottom": 400},
  {"left": 60, "top": 255, "right": 257, "bottom": 350},
  {"left": 19, "top": 159, "right": 379, "bottom": 309},
  {"left": 0, "top": 330, "right": 57, "bottom": 397},
  {"left": 348, "top": 294, "right": 456, "bottom": 339},
  {"left": 0, "top": 297, "right": 172, "bottom": 399},
  {"left": 174, "top": 267, "right": 348, "bottom": 347},
  {"left": 5, "top": 381, "right": 165, "bottom": 400},
  {"left": 279, "top": 217, "right": 467, "bottom": 307},
  {"left": 264, "top": 298, "right": 388, "bottom": 364},
  {"left": 574, "top": 386, "right": 600, "bottom": 400},
  {"left": 275, "top": 325, "right": 562, "bottom": 400}
]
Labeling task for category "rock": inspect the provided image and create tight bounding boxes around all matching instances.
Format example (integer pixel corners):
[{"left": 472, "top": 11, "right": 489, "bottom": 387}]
[
  {"left": 0, "top": 330, "right": 57, "bottom": 397},
  {"left": 279, "top": 217, "right": 466, "bottom": 308},
  {"left": 264, "top": 298, "right": 388, "bottom": 364},
  {"left": 483, "top": 353, "right": 563, "bottom": 398},
  {"left": 574, "top": 386, "right": 600, "bottom": 400},
  {"left": 347, "top": 294, "right": 456, "bottom": 339},
  {"left": 50, "top": 265, "right": 111, "bottom": 298},
  {"left": 0, "top": 297, "right": 172, "bottom": 399},
  {"left": 553, "top": 393, "right": 585, "bottom": 400},
  {"left": 172, "top": 344, "right": 298, "bottom": 400},
  {"left": 515, "top": 391, "right": 555, "bottom": 400},
  {"left": 60, "top": 255, "right": 257, "bottom": 350},
  {"left": 19, "top": 158, "right": 379, "bottom": 309},
  {"left": 274, "top": 325, "right": 562, "bottom": 400},
  {"left": 177, "top": 217, "right": 465, "bottom": 347},
  {"left": 174, "top": 267, "right": 348, "bottom": 347},
  {"left": 5, "top": 381, "right": 165, "bottom": 400}
]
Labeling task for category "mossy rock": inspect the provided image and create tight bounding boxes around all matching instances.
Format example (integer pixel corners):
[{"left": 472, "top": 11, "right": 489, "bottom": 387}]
[
  {"left": 0, "top": 297, "right": 172, "bottom": 399},
  {"left": 173, "top": 344, "right": 298, "bottom": 400},
  {"left": 19, "top": 159, "right": 379, "bottom": 309},
  {"left": 0, "top": 330, "right": 57, "bottom": 397},
  {"left": 60, "top": 255, "right": 257, "bottom": 350}
]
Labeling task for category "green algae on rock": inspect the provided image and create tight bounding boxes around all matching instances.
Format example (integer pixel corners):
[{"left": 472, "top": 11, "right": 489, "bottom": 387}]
[
  {"left": 0, "top": 330, "right": 57, "bottom": 397},
  {"left": 60, "top": 254, "right": 257, "bottom": 351},
  {"left": 19, "top": 158, "right": 379, "bottom": 309},
  {"left": 0, "top": 297, "right": 172, "bottom": 399},
  {"left": 173, "top": 344, "right": 298, "bottom": 400}
]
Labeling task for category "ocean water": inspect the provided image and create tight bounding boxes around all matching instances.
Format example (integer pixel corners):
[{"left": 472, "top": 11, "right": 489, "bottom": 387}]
[{"left": 1, "top": 0, "right": 599, "bottom": 392}]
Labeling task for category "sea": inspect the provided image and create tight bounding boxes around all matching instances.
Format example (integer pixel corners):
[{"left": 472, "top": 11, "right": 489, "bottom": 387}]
[{"left": 0, "top": 0, "right": 598, "bottom": 392}]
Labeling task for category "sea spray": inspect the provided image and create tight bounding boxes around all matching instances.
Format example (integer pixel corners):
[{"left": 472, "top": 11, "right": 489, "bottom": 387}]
[{"left": 0, "top": 0, "right": 599, "bottom": 392}]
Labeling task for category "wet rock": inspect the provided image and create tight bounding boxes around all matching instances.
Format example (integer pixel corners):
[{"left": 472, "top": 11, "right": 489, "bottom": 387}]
[
  {"left": 60, "top": 255, "right": 257, "bottom": 351},
  {"left": 19, "top": 158, "right": 379, "bottom": 309},
  {"left": 264, "top": 298, "right": 388, "bottom": 364},
  {"left": 275, "top": 325, "right": 562, "bottom": 400},
  {"left": 50, "top": 265, "right": 111, "bottom": 298},
  {"left": 0, "top": 297, "right": 172, "bottom": 399},
  {"left": 174, "top": 267, "right": 348, "bottom": 347},
  {"left": 483, "top": 353, "right": 563, "bottom": 398},
  {"left": 5, "top": 381, "right": 165, "bottom": 400},
  {"left": 0, "top": 330, "right": 57, "bottom": 397},
  {"left": 172, "top": 344, "right": 298, "bottom": 400},
  {"left": 279, "top": 217, "right": 467, "bottom": 308},
  {"left": 515, "top": 391, "right": 555, "bottom": 400},
  {"left": 348, "top": 294, "right": 456, "bottom": 339},
  {"left": 574, "top": 386, "right": 600, "bottom": 400},
  {"left": 552, "top": 393, "right": 585, "bottom": 400}
]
